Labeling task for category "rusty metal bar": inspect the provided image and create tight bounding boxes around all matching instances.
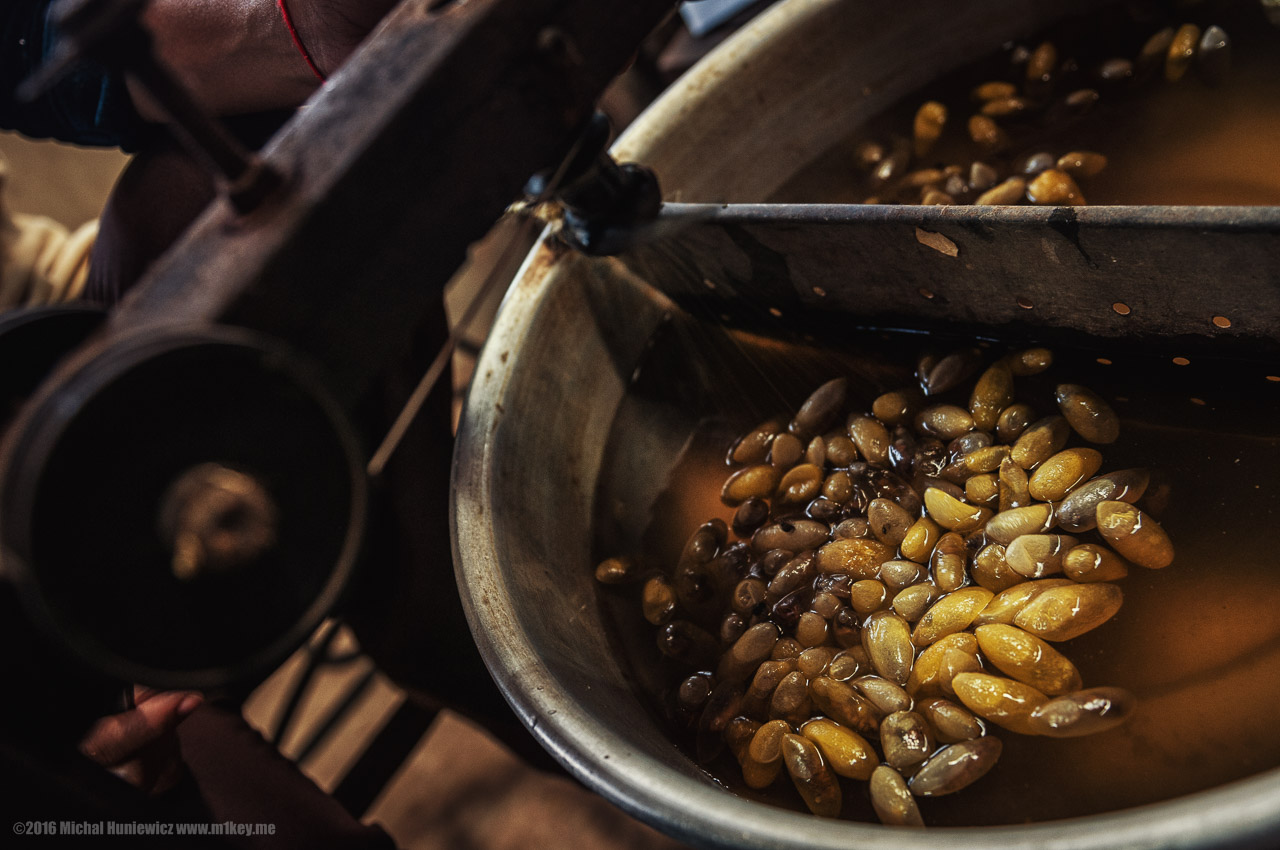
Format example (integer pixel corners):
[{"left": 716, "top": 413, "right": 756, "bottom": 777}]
[
  {"left": 106, "top": 0, "right": 678, "bottom": 406},
  {"left": 619, "top": 202, "right": 1280, "bottom": 359}
]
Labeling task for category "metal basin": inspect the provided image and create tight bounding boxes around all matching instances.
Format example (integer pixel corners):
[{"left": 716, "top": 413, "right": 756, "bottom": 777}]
[{"left": 452, "top": 0, "right": 1280, "bottom": 846}]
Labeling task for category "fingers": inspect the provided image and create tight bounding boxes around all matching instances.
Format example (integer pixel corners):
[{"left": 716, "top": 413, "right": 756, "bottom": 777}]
[
  {"left": 79, "top": 690, "right": 203, "bottom": 769},
  {"left": 108, "top": 733, "right": 186, "bottom": 795}
]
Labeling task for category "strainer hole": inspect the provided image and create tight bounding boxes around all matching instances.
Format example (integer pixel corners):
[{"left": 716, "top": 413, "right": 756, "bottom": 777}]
[
  {"left": 1112, "top": 302, "right": 1131, "bottom": 316},
  {"left": 768, "top": 307, "right": 783, "bottom": 318},
  {"left": 1016, "top": 297, "right": 1034, "bottom": 310},
  {"left": 812, "top": 286, "right": 827, "bottom": 297},
  {"left": 1190, "top": 397, "right": 1206, "bottom": 406},
  {"left": 703, "top": 278, "right": 716, "bottom": 290},
  {"left": 919, "top": 287, "right": 935, "bottom": 300},
  {"left": 1096, "top": 357, "right": 1113, "bottom": 365},
  {"left": 1172, "top": 356, "right": 1191, "bottom": 366},
  {"left": 1212, "top": 315, "right": 1231, "bottom": 329},
  {"left": 1267, "top": 375, "right": 1280, "bottom": 383}
]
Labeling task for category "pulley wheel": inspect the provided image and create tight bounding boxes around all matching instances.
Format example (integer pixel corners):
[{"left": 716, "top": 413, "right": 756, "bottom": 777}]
[
  {"left": 0, "top": 325, "right": 366, "bottom": 690},
  {"left": 0, "top": 304, "right": 106, "bottom": 430}
]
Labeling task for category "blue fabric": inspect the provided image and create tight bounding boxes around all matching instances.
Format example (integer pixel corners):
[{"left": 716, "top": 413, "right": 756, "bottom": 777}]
[{"left": 1, "top": 0, "right": 142, "bottom": 149}]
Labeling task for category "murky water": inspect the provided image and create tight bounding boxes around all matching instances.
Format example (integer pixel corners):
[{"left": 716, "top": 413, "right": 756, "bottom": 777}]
[
  {"left": 593, "top": 314, "right": 1280, "bottom": 825},
  {"left": 776, "top": 0, "right": 1280, "bottom": 207},
  {"left": 591, "top": 0, "right": 1280, "bottom": 827}
]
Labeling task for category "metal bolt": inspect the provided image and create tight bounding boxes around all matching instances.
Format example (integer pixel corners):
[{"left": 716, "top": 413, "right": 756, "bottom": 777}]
[{"left": 158, "top": 463, "right": 279, "bottom": 581}]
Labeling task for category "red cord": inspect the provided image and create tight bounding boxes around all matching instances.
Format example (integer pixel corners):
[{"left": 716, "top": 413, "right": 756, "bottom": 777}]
[{"left": 277, "top": 0, "right": 327, "bottom": 83}]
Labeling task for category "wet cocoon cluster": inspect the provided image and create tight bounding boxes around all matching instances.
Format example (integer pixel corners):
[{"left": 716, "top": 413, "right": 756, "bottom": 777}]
[
  {"left": 849, "top": 19, "right": 1232, "bottom": 209},
  {"left": 598, "top": 346, "right": 1175, "bottom": 825}
]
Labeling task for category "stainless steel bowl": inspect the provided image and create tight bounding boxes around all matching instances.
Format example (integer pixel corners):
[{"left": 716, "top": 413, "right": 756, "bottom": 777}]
[{"left": 452, "top": 1, "right": 1280, "bottom": 846}]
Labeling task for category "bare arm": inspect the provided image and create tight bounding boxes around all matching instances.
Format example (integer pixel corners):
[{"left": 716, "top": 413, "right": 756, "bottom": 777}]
[{"left": 135, "top": 0, "right": 398, "bottom": 118}]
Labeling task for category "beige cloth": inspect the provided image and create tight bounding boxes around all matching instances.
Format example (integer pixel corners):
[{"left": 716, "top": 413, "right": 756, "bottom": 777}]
[{"left": 0, "top": 156, "right": 98, "bottom": 310}]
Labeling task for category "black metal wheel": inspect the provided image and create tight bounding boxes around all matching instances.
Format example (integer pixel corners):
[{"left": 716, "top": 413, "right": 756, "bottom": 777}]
[{"left": 0, "top": 324, "right": 366, "bottom": 690}]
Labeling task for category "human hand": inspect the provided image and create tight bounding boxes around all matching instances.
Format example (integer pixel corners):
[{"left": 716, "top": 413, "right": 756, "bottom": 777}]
[{"left": 78, "top": 687, "right": 203, "bottom": 795}]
